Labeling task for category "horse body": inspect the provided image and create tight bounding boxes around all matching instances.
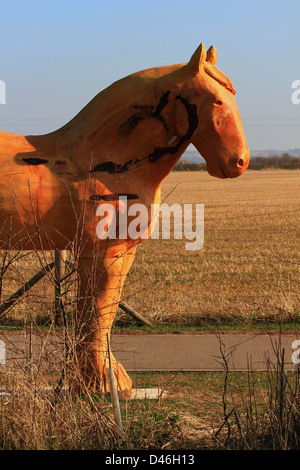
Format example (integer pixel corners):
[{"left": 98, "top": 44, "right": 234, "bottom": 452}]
[{"left": 0, "top": 44, "right": 249, "bottom": 396}]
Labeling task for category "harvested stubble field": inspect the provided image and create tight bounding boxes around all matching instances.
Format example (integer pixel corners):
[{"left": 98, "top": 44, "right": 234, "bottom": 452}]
[
  {"left": 121, "top": 169, "right": 300, "bottom": 328},
  {"left": 0, "top": 169, "right": 300, "bottom": 328}
]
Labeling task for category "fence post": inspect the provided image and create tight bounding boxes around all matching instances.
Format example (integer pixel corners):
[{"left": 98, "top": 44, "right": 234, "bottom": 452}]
[
  {"left": 277, "top": 348, "right": 287, "bottom": 429},
  {"left": 26, "top": 321, "right": 33, "bottom": 378},
  {"left": 54, "top": 250, "right": 67, "bottom": 325},
  {"left": 106, "top": 333, "right": 123, "bottom": 434}
]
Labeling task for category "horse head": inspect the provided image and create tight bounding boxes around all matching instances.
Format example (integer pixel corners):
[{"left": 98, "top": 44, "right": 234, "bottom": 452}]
[{"left": 160, "top": 43, "right": 249, "bottom": 179}]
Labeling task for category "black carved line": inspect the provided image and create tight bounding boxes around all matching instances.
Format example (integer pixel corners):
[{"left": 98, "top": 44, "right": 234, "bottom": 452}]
[
  {"left": 117, "top": 193, "right": 139, "bottom": 199},
  {"left": 148, "top": 95, "right": 198, "bottom": 163},
  {"left": 125, "top": 114, "right": 144, "bottom": 130},
  {"left": 90, "top": 193, "right": 139, "bottom": 201},
  {"left": 118, "top": 112, "right": 149, "bottom": 137},
  {"left": 90, "top": 160, "right": 135, "bottom": 174},
  {"left": 175, "top": 95, "right": 199, "bottom": 139},
  {"left": 22, "top": 157, "right": 49, "bottom": 165},
  {"left": 151, "top": 91, "right": 170, "bottom": 131},
  {"left": 90, "top": 94, "right": 198, "bottom": 173},
  {"left": 152, "top": 91, "right": 170, "bottom": 118},
  {"left": 118, "top": 91, "right": 171, "bottom": 137}
]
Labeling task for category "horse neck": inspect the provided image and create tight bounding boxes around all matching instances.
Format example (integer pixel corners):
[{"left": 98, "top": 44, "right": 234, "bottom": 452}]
[{"left": 2, "top": 65, "right": 190, "bottom": 170}]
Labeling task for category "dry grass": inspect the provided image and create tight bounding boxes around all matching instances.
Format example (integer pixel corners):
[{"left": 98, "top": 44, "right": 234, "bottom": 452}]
[
  {"left": 1, "top": 359, "right": 300, "bottom": 449},
  {"left": 129, "top": 364, "right": 300, "bottom": 450},
  {"left": 0, "top": 367, "right": 181, "bottom": 450}
]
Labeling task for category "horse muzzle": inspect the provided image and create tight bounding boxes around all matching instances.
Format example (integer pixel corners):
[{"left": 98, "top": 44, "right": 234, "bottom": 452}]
[{"left": 208, "top": 150, "right": 250, "bottom": 179}]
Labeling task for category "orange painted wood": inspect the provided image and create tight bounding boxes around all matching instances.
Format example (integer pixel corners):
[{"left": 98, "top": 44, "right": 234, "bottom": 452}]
[{"left": 0, "top": 44, "right": 249, "bottom": 396}]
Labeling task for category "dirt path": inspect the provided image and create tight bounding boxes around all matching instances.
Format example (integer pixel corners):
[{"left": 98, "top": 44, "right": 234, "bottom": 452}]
[{"left": 0, "top": 331, "right": 299, "bottom": 371}]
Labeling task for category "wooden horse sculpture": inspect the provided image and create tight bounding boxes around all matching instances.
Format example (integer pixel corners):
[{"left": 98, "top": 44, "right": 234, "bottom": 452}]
[{"left": 0, "top": 43, "right": 249, "bottom": 397}]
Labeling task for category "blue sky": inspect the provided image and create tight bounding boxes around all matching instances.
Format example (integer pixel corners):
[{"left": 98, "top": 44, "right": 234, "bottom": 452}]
[{"left": 0, "top": 0, "right": 299, "bottom": 151}]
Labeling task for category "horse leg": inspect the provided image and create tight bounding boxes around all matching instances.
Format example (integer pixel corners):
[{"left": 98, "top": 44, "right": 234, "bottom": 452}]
[{"left": 74, "top": 247, "right": 136, "bottom": 398}]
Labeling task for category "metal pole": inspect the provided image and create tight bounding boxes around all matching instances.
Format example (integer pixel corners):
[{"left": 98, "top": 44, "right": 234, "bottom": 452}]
[
  {"left": 0, "top": 262, "right": 55, "bottom": 316},
  {"left": 106, "top": 333, "right": 123, "bottom": 435},
  {"left": 29, "top": 321, "right": 33, "bottom": 378}
]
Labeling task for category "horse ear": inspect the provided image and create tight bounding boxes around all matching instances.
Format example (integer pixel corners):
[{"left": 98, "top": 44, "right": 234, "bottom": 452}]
[
  {"left": 206, "top": 45, "right": 218, "bottom": 65},
  {"left": 188, "top": 43, "right": 207, "bottom": 74}
]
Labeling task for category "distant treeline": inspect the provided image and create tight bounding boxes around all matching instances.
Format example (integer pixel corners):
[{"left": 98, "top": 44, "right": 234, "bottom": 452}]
[{"left": 174, "top": 153, "right": 300, "bottom": 171}]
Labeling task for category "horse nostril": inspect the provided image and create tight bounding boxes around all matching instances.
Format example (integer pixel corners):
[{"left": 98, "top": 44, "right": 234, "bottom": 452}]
[{"left": 237, "top": 158, "right": 244, "bottom": 168}]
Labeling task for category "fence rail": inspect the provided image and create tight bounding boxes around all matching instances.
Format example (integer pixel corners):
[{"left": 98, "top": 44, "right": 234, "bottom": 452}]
[{"left": 0, "top": 250, "right": 151, "bottom": 326}]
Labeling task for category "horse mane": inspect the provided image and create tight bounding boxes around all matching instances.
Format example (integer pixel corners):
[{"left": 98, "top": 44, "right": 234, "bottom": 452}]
[
  {"left": 134, "top": 60, "right": 236, "bottom": 95},
  {"left": 204, "top": 62, "right": 236, "bottom": 95}
]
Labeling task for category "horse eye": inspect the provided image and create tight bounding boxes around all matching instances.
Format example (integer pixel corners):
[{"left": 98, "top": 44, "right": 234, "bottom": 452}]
[{"left": 215, "top": 100, "right": 223, "bottom": 106}]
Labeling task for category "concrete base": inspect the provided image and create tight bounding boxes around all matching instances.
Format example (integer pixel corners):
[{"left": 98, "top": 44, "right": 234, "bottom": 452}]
[
  {"left": 0, "top": 386, "right": 168, "bottom": 400},
  {"left": 129, "top": 388, "right": 168, "bottom": 400}
]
